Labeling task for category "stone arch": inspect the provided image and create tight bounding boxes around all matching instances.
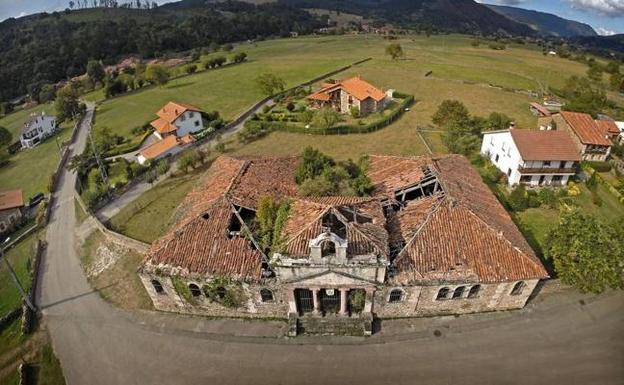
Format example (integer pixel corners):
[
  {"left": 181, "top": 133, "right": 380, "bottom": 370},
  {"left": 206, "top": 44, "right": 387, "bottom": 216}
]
[
  {"left": 510, "top": 281, "right": 526, "bottom": 296},
  {"left": 452, "top": 286, "right": 466, "bottom": 299},
  {"left": 321, "top": 239, "right": 336, "bottom": 257},
  {"left": 436, "top": 287, "right": 449, "bottom": 300},
  {"left": 188, "top": 283, "right": 202, "bottom": 297},
  {"left": 467, "top": 284, "right": 481, "bottom": 299}
]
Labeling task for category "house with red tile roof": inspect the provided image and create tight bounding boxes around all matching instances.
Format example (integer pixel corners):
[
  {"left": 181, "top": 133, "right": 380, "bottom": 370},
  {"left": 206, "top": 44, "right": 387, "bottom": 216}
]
[
  {"left": 138, "top": 154, "right": 548, "bottom": 335},
  {"left": 481, "top": 128, "right": 581, "bottom": 187},
  {"left": 539, "top": 111, "right": 613, "bottom": 161},
  {"left": 136, "top": 134, "right": 195, "bottom": 165},
  {"left": 307, "top": 76, "right": 392, "bottom": 117},
  {"left": 0, "top": 190, "right": 25, "bottom": 235},
  {"left": 151, "top": 101, "right": 204, "bottom": 140}
]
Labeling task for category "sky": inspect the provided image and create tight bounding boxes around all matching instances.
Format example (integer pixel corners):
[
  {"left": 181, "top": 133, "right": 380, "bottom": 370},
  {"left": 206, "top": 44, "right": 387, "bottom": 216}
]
[{"left": 0, "top": 0, "right": 623, "bottom": 35}]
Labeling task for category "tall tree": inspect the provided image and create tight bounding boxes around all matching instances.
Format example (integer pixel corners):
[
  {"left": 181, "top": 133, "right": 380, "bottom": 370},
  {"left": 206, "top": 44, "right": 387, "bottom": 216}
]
[
  {"left": 145, "top": 64, "right": 169, "bottom": 87},
  {"left": 545, "top": 210, "right": 624, "bottom": 294},
  {"left": 86, "top": 60, "right": 106, "bottom": 84},
  {"left": 385, "top": 43, "right": 404, "bottom": 60},
  {"left": 254, "top": 73, "right": 285, "bottom": 96},
  {"left": 54, "top": 83, "right": 82, "bottom": 122}
]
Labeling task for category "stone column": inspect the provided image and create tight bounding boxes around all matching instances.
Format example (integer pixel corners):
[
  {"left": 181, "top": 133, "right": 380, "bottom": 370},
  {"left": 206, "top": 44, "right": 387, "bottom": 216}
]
[
  {"left": 340, "top": 288, "right": 348, "bottom": 316},
  {"left": 288, "top": 288, "right": 297, "bottom": 314},
  {"left": 363, "top": 289, "right": 374, "bottom": 313},
  {"left": 312, "top": 288, "right": 320, "bottom": 314}
]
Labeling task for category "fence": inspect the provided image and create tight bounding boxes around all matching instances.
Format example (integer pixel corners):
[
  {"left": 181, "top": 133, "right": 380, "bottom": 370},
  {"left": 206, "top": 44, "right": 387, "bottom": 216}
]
[{"left": 21, "top": 240, "right": 45, "bottom": 335}]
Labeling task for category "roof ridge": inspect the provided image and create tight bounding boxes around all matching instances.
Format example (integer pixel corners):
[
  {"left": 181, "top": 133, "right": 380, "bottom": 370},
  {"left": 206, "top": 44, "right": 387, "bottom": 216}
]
[{"left": 283, "top": 204, "right": 332, "bottom": 246}]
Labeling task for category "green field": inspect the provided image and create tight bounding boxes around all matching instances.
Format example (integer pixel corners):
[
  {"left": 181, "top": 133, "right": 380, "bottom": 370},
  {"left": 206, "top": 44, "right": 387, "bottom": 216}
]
[
  {"left": 0, "top": 104, "right": 74, "bottom": 199},
  {"left": 0, "top": 231, "right": 42, "bottom": 315}
]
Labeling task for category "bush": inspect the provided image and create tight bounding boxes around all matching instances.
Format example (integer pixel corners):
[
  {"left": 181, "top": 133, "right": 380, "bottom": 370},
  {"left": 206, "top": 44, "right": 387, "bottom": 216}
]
[
  {"left": 350, "top": 106, "right": 360, "bottom": 118},
  {"left": 585, "top": 161, "right": 611, "bottom": 173},
  {"left": 286, "top": 102, "right": 295, "bottom": 112},
  {"left": 537, "top": 188, "right": 558, "bottom": 209},
  {"left": 508, "top": 185, "right": 528, "bottom": 211}
]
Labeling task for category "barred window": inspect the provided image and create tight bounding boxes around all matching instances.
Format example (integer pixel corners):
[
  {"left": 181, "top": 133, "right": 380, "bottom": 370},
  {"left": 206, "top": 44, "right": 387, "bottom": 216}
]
[
  {"left": 216, "top": 287, "right": 227, "bottom": 299},
  {"left": 388, "top": 289, "right": 402, "bottom": 303}
]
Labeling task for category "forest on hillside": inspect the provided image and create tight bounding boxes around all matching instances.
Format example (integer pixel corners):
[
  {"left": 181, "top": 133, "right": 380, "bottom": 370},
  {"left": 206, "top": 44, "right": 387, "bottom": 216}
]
[{"left": 0, "top": 1, "right": 322, "bottom": 103}]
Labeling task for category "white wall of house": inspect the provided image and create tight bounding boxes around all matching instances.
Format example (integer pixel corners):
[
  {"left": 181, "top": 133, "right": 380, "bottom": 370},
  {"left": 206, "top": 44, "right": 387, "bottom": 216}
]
[
  {"left": 481, "top": 131, "right": 523, "bottom": 185},
  {"left": 20, "top": 115, "right": 57, "bottom": 149},
  {"left": 137, "top": 142, "right": 189, "bottom": 165},
  {"left": 174, "top": 110, "right": 203, "bottom": 137},
  {"left": 481, "top": 131, "right": 576, "bottom": 187}
]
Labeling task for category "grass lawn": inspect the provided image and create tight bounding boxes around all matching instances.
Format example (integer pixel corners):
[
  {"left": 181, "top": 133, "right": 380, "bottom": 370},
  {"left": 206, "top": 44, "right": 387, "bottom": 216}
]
[
  {"left": 0, "top": 230, "right": 43, "bottom": 316},
  {"left": 33, "top": 343, "right": 66, "bottom": 385},
  {"left": 108, "top": 169, "right": 203, "bottom": 243},
  {"left": 80, "top": 230, "right": 153, "bottom": 310},
  {"left": 0, "top": 104, "right": 75, "bottom": 199}
]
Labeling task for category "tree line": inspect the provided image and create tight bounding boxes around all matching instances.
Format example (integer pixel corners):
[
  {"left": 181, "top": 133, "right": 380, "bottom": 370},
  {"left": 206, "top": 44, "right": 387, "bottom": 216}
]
[{"left": 0, "top": 1, "right": 323, "bottom": 104}]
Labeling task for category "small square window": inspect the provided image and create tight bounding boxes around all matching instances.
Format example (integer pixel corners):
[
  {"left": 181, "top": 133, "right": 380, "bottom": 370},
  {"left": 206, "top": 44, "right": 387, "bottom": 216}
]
[{"left": 194, "top": 121, "right": 200, "bottom": 127}]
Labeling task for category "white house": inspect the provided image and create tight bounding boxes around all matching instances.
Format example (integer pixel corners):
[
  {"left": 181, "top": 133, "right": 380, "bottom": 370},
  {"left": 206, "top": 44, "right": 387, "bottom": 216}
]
[
  {"left": 19, "top": 112, "right": 57, "bottom": 149},
  {"left": 150, "top": 102, "right": 204, "bottom": 140},
  {"left": 481, "top": 128, "right": 580, "bottom": 187},
  {"left": 136, "top": 134, "right": 195, "bottom": 165}
]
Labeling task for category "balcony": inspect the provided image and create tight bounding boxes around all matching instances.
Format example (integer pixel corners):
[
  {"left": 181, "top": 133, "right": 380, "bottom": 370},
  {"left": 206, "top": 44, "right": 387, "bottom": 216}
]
[{"left": 518, "top": 166, "right": 576, "bottom": 174}]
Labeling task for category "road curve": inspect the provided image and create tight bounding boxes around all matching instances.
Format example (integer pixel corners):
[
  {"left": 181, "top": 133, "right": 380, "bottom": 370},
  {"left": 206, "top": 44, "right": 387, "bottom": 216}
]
[{"left": 38, "top": 106, "right": 624, "bottom": 385}]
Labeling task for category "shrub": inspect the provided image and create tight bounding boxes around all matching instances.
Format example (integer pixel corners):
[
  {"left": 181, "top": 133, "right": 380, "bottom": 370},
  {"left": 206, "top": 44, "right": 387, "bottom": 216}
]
[
  {"left": 286, "top": 102, "right": 295, "bottom": 112},
  {"left": 591, "top": 191, "right": 603, "bottom": 206},
  {"left": 508, "top": 184, "right": 528, "bottom": 211},
  {"left": 350, "top": 106, "right": 360, "bottom": 118},
  {"left": 537, "top": 188, "right": 558, "bottom": 209},
  {"left": 585, "top": 161, "right": 611, "bottom": 173},
  {"left": 262, "top": 105, "right": 271, "bottom": 114}
]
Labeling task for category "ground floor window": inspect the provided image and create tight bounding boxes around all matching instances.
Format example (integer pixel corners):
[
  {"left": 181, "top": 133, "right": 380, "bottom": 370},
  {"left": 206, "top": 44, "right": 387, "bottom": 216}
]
[
  {"left": 260, "top": 288, "right": 274, "bottom": 302},
  {"left": 388, "top": 289, "right": 403, "bottom": 303},
  {"left": 189, "top": 283, "right": 202, "bottom": 297},
  {"left": 452, "top": 286, "right": 465, "bottom": 299},
  {"left": 436, "top": 287, "right": 450, "bottom": 300},
  {"left": 510, "top": 281, "right": 526, "bottom": 296},
  {"left": 467, "top": 285, "right": 481, "bottom": 298},
  {"left": 151, "top": 279, "right": 164, "bottom": 294}
]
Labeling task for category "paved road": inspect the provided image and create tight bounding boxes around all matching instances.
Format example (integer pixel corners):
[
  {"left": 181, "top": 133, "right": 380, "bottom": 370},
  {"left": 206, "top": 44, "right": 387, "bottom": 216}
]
[{"left": 38, "top": 106, "right": 624, "bottom": 385}]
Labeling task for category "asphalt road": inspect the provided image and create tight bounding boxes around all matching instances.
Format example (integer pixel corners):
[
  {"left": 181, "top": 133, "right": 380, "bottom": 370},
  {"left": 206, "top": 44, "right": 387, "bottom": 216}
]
[{"left": 38, "top": 105, "right": 624, "bottom": 385}]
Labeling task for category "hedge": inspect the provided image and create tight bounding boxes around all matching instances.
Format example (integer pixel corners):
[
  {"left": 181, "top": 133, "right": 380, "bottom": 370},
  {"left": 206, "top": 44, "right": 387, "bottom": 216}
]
[
  {"left": 243, "top": 93, "right": 415, "bottom": 136},
  {"left": 583, "top": 161, "right": 612, "bottom": 173}
]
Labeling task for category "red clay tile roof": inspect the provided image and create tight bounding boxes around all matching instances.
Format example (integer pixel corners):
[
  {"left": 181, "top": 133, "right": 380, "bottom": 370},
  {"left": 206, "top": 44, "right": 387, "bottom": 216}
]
[
  {"left": 156, "top": 101, "right": 202, "bottom": 124},
  {"left": 0, "top": 190, "right": 24, "bottom": 211},
  {"left": 138, "top": 134, "right": 194, "bottom": 160},
  {"left": 509, "top": 129, "right": 581, "bottom": 161},
  {"left": 391, "top": 155, "right": 548, "bottom": 284},
  {"left": 596, "top": 120, "right": 621, "bottom": 136},
  {"left": 308, "top": 76, "right": 386, "bottom": 102},
  {"left": 228, "top": 156, "right": 300, "bottom": 208},
  {"left": 145, "top": 154, "right": 548, "bottom": 283},
  {"left": 529, "top": 102, "right": 551, "bottom": 117},
  {"left": 560, "top": 111, "right": 612, "bottom": 146},
  {"left": 150, "top": 117, "right": 177, "bottom": 135},
  {"left": 368, "top": 155, "right": 429, "bottom": 198}
]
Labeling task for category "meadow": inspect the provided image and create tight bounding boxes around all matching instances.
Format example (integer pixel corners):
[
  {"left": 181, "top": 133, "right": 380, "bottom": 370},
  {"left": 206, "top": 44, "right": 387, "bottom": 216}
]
[{"left": 103, "top": 33, "right": 616, "bottom": 241}]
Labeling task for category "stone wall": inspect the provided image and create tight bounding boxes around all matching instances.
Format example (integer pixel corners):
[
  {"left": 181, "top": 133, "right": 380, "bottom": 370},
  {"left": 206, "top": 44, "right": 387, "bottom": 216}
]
[
  {"left": 375, "top": 280, "right": 539, "bottom": 318},
  {"left": 139, "top": 273, "right": 289, "bottom": 318}
]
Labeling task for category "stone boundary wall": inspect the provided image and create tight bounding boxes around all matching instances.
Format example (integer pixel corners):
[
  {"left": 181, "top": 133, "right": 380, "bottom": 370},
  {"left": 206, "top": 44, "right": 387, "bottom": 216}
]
[
  {"left": 74, "top": 191, "right": 150, "bottom": 253},
  {"left": 21, "top": 240, "right": 45, "bottom": 335}
]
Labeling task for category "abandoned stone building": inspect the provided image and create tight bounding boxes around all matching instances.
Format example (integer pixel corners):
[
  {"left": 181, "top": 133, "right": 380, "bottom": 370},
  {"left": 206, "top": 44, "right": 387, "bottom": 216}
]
[{"left": 139, "top": 154, "right": 549, "bottom": 335}]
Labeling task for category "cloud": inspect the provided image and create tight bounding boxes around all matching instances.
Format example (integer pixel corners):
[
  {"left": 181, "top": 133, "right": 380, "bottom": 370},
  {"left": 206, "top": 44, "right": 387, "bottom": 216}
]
[
  {"left": 596, "top": 26, "right": 617, "bottom": 35},
  {"left": 568, "top": 0, "right": 624, "bottom": 17},
  {"left": 475, "top": 0, "right": 528, "bottom": 4}
]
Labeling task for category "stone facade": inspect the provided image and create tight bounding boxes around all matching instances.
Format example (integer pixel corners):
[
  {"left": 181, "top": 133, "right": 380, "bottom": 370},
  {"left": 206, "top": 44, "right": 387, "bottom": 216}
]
[{"left": 0, "top": 207, "right": 23, "bottom": 235}]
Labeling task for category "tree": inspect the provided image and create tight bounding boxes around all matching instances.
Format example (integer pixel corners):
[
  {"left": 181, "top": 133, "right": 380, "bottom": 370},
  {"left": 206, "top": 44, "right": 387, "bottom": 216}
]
[
  {"left": 562, "top": 76, "right": 607, "bottom": 116},
  {"left": 222, "top": 43, "right": 234, "bottom": 52},
  {"left": 545, "top": 210, "right": 623, "bottom": 294},
  {"left": 54, "top": 83, "right": 82, "bottom": 122},
  {"left": 295, "top": 146, "right": 334, "bottom": 184},
  {"left": 178, "top": 150, "right": 199, "bottom": 173},
  {"left": 255, "top": 73, "right": 285, "bottom": 96},
  {"left": 185, "top": 64, "right": 197, "bottom": 74},
  {"left": 255, "top": 195, "right": 278, "bottom": 249},
  {"left": 145, "top": 64, "right": 169, "bottom": 86},
  {"left": 231, "top": 52, "right": 247, "bottom": 63},
  {"left": 485, "top": 112, "right": 512, "bottom": 131},
  {"left": 350, "top": 106, "right": 360, "bottom": 118},
  {"left": 0, "top": 126, "right": 12, "bottom": 146},
  {"left": 508, "top": 184, "right": 528, "bottom": 211},
  {"left": 385, "top": 43, "right": 404, "bottom": 60},
  {"left": 312, "top": 107, "right": 341, "bottom": 129},
  {"left": 432, "top": 100, "right": 471, "bottom": 128},
  {"left": 587, "top": 65, "right": 603, "bottom": 82},
  {"left": 38, "top": 84, "right": 56, "bottom": 103},
  {"left": 86, "top": 60, "right": 105, "bottom": 84}
]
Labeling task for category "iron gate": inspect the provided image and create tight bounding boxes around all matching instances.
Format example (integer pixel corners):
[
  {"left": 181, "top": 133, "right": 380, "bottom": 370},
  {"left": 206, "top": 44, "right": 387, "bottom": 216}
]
[
  {"left": 295, "top": 289, "right": 314, "bottom": 315},
  {"left": 320, "top": 289, "right": 340, "bottom": 315}
]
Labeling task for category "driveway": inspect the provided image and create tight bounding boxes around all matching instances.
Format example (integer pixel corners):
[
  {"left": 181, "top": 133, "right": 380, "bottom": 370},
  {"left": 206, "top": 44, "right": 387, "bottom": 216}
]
[{"left": 38, "top": 105, "right": 624, "bottom": 385}]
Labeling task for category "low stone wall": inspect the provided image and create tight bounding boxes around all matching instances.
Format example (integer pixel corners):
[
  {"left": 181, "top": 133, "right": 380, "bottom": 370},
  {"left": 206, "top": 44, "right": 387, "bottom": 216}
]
[
  {"left": 0, "top": 307, "right": 22, "bottom": 332},
  {"left": 22, "top": 240, "right": 45, "bottom": 335}
]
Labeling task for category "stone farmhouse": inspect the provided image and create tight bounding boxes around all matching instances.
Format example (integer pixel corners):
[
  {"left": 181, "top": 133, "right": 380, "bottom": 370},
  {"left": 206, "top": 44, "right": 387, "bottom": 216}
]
[
  {"left": 0, "top": 190, "right": 24, "bottom": 236},
  {"left": 19, "top": 112, "right": 57, "bottom": 149},
  {"left": 136, "top": 101, "right": 203, "bottom": 165},
  {"left": 139, "top": 154, "right": 548, "bottom": 335},
  {"left": 481, "top": 128, "right": 581, "bottom": 187},
  {"left": 539, "top": 111, "right": 613, "bottom": 162},
  {"left": 307, "top": 76, "right": 393, "bottom": 117}
]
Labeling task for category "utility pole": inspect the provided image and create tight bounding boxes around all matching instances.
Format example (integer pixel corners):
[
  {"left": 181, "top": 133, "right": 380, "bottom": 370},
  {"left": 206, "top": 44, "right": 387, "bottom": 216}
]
[
  {"left": 85, "top": 112, "right": 108, "bottom": 186},
  {"left": 1, "top": 238, "right": 36, "bottom": 312}
]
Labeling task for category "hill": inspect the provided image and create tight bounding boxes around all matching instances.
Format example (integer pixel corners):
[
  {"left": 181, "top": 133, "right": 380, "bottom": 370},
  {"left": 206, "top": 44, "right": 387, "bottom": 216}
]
[
  {"left": 281, "top": 0, "right": 535, "bottom": 36},
  {"left": 569, "top": 34, "right": 624, "bottom": 58},
  {"left": 487, "top": 4, "right": 597, "bottom": 38}
]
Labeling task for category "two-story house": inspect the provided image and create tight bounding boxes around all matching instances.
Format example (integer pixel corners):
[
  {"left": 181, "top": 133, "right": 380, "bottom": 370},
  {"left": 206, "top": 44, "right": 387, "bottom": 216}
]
[
  {"left": 19, "top": 112, "right": 57, "bottom": 149},
  {"left": 136, "top": 101, "right": 203, "bottom": 165},
  {"left": 481, "top": 128, "right": 580, "bottom": 187},
  {"left": 150, "top": 101, "right": 204, "bottom": 140},
  {"left": 539, "top": 111, "right": 612, "bottom": 161},
  {"left": 307, "top": 76, "right": 392, "bottom": 117}
]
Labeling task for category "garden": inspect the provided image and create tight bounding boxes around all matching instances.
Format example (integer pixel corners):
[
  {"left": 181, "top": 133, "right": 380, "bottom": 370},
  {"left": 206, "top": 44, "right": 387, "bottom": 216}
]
[{"left": 239, "top": 86, "right": 414, "bottom": 141}]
